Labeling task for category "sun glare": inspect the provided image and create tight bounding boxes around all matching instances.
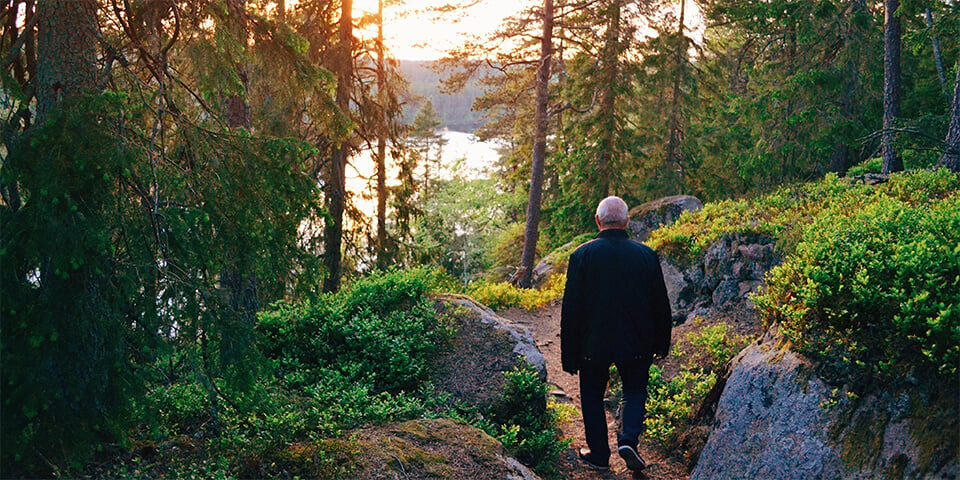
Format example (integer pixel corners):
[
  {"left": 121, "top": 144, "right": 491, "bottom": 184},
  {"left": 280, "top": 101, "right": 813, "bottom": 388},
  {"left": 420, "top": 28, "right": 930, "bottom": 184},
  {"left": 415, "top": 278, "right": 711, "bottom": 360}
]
[{"left": 352, "top": 0, "right": 529, "bottom": 60}]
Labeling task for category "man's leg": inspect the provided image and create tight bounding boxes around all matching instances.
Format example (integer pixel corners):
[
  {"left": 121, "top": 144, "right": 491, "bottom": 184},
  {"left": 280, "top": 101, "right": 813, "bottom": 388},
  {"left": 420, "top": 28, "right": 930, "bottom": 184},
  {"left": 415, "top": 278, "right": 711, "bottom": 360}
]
[
  {"left": 615, "top": 359, "right": 652, "bottom": 448},
  {"left": 579, "top": 362, "right": 612, "bottom": 462}
]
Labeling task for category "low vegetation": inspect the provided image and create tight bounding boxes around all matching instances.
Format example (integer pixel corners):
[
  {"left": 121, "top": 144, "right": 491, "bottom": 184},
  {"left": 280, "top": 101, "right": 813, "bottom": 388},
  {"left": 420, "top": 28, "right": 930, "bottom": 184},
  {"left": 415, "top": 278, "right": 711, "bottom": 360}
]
[
  {"left": 649, "top": 166, "right": 959, "bottom": 392},
  {"left": 7, "top": 269, "right": 567, "bottom": 478}
]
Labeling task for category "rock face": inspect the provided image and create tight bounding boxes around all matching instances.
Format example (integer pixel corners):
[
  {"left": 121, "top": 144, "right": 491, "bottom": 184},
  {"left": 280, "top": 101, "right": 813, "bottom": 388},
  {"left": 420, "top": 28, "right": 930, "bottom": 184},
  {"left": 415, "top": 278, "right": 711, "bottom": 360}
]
[
  {"left": 692, "top": 333, "right": 959, "bottom": 480},
  {"left": 627, "top": 195, "right": 704, "bottom": 242},
  {"left": 440, "top": 295, "right": 547, "bottom": 379},
  {"left": 661, "top": 233, "right": 780, "bottom": 323},
  {"left": 332, "top": 419, "right": 540, "bottom": 480}
]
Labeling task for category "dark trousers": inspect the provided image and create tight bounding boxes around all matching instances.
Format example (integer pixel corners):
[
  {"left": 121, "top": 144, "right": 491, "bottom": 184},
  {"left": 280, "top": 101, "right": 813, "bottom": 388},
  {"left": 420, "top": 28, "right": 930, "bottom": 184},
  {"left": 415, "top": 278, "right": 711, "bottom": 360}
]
[{"left": 579, "top": 358, "right": 652, "bottom": 461}]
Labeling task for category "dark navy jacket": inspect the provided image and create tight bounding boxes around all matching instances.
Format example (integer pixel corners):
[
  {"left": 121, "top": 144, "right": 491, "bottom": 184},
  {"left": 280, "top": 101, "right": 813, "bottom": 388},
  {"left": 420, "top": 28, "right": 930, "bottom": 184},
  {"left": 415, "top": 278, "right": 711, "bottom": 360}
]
[{"left": 560, "top": 229, "right": 672, "bottom": 373}]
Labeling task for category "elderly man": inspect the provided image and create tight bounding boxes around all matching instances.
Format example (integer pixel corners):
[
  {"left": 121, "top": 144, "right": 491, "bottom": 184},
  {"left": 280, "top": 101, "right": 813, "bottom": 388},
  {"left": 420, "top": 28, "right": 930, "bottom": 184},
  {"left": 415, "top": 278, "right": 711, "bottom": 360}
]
[{"left": 561, "top": 196, "right": 672, "bottom": 473}]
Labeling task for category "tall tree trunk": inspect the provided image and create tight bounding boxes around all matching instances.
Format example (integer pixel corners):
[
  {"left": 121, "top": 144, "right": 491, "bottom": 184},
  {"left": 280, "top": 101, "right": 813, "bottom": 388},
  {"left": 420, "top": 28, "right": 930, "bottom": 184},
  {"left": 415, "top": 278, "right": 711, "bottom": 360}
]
[
  {"left": 223, "top": 0, "right": 257, "bottom": 320},
  {"left": 376, "top": 0, "right": 389, "bottom": 270},
  {"left": 924, "top": 7, "right": 948, "bottom": 101},
  {"left": 596, "top": 0, "right": 621, "bottom": 200},
  {"left": 828, "top": 0, "right": 866, "bottom": 175},
  {"left": 36, "top": 0, "right": 98, "bottom": 120},
  {"left": 939, "top": 56, "right": 959, "bottom": 172},
  {"left": 665, "top": 0, "right": 687, "bottom": 193},
  {"left": 516, "top": 0, "right": 554, "bottom": 288},
  {"left": 882, "top": 0, "right": 903, "bottom": 174},
  {"left": 324, "top": 0, "right": 353, "bottom": 292}
]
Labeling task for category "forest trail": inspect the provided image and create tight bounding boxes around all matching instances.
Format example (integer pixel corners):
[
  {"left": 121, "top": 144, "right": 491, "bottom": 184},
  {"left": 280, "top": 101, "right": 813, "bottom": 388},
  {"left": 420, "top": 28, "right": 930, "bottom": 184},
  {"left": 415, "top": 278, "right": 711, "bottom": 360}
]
[{"left": 500, "top": 303, "right": 690, "bottom": 480}]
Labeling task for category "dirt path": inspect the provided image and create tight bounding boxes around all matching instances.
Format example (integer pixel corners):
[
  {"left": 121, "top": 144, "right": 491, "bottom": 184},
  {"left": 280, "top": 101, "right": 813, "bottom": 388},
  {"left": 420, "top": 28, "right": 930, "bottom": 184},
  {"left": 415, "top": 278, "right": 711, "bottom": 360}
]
[{"left": 500, "top": 303, "right": 690, "bottom": 480}]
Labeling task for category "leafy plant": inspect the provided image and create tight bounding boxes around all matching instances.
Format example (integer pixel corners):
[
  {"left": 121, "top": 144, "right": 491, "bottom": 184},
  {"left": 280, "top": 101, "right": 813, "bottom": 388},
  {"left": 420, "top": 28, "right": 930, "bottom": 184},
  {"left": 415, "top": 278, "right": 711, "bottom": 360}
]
[
  {"left": 754, "top": 184, "right": 960, "bottom": 384},
  {"left": 487, "top": 365, "right": 571, "bottom": 475},
  {"left": 644, "top": 321, "right": 749, "bottom": 446},
  {"left": 468, "top": 274, "right": 566, "bottom": 311}
]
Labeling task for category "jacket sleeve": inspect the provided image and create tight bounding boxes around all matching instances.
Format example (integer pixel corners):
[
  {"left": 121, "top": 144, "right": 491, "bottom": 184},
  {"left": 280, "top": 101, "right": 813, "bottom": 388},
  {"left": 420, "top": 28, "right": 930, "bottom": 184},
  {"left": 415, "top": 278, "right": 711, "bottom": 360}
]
[
  {"left": 649, "top": 251, "right": 672, "bottom": 357},
  {"left": 560, "top": 250, "right": 584, "bottom": 374}
]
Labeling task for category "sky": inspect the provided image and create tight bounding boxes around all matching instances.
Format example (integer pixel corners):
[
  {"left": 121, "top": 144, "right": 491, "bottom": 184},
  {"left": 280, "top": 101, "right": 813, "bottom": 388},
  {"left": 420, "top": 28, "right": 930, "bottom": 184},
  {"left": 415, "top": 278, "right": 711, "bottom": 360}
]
[{"left": 352, "top": 0, "right": 529, "bottom": 60}]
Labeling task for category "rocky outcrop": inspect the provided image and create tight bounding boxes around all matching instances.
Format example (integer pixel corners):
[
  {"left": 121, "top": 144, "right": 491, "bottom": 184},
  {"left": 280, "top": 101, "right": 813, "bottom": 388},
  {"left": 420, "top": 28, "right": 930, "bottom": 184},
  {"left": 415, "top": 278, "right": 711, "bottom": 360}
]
[
  {"left": 439, "top": 295, "right": 546, "bottom": 379},
  {"left": 247, "top": 418, "right": 541, "bottom": 480},
  {"left": 627, "top": 195, "right": 704, "bottom": 242},
  {"left": 661, "top": 232, "right": 780, "bottom": 323},
  {"left": 691, "top": 332, "right": 959, "bottom": 480}
]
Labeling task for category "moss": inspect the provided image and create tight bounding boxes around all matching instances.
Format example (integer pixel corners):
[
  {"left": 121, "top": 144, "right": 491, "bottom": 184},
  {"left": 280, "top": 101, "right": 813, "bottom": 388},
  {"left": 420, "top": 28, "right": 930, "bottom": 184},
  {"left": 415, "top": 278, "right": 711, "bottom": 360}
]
[
  {"left": 377, "top": 436, "right": 453, "bottom": 478},
  {"left": 237, "top": 438, "right": 363, "bottom": 479},
  {"left": 840, "top": 406, "right": 886, "bottom": 470},
  {"left": 907, "top": 389, "right": 959, "bottom": 474},
  {"left": 392, "top": 418, "right": 502, "bottom": 460}
]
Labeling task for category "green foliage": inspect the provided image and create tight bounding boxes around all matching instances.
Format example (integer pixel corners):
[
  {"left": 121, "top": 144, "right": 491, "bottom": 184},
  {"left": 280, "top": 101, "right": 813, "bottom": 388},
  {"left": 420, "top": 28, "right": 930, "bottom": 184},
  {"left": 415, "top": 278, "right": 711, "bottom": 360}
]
[
  {"left": 754, "top": 173, "right": 960, "bottom": 383},
  {"left": 645, "top": 321, "right": 748, "bottom": 446},
  {"left": 468, "top": 274, "right": 566, "bottom": 311},
  {"left": 411, "top": 176, "right": 518, "bottom": 283},
  {"left": 645, "top": 365, "right": 717, "bottom": 445},
  {"left": 648, "top": 169, "right": 960, "bottom": 263},
  {"left": 0, "top": 92, "right": 321, "bottom": 476},
  {"left": 487, "top": 366, "right": 570, "bottom": 475},
  {"left": 846, "top": 157, "right": 883, "bottom": 177},
  {"left": 258, "top": 268, "right": 455, "bottom": 396}
]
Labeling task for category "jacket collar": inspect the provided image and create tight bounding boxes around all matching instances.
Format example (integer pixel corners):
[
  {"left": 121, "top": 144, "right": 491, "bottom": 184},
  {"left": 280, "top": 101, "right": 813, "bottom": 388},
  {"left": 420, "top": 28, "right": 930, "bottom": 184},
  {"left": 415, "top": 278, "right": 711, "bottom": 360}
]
[{"left": 597, "top": 229, "right": 629, "bottom": 239}]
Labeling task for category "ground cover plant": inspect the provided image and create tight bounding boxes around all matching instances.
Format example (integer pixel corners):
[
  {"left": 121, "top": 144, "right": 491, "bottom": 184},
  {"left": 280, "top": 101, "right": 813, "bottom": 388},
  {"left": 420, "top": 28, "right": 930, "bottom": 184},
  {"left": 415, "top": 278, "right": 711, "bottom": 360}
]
[
  {"left": 78, "top": 268, "right": 568, "bottom": 478},
  {"left": 650, "top": 167, "right": 959, "bottom": 388}
]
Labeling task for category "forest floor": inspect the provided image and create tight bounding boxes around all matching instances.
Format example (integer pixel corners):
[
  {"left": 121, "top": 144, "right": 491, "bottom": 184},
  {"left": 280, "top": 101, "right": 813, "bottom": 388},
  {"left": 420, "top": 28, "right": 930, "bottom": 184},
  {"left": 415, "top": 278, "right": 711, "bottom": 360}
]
[{"left": 499, "top": 303, "right": 692, "bottom": 480}]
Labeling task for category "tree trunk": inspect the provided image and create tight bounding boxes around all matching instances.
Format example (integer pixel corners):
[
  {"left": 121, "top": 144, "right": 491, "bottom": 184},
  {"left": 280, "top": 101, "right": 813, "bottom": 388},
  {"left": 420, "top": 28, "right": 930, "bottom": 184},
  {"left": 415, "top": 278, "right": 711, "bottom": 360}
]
[
  {"left": 596, "top": 0, "right": 621, "bottom": 200},
  {"left": 376, "top": 0, "right": 389, "bottom": 270},
  {"left": 36, "top": 0, "right": 98, "bottom": 120},
  {"left": 924, "top": 7, "right": 948, "bottom": 101},
  {"left": 516, "top": 0, "right": 554, "bottom": 288},
  {"left": 665, "top": 0, "right": 687, "bottom": 193},
  {"left": 323, "top": 0, "right": 353, "bottom": 292},
  {"left": 939, "top": 55, "right": 959, "bottom": 172},
  {"left": 882, "top": 0, "right": 903, "bottom": 174}
]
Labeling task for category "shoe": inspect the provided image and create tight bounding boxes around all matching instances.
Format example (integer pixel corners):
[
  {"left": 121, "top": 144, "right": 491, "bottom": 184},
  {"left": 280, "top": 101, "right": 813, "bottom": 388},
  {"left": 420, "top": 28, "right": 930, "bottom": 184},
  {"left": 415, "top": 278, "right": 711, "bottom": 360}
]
[
  {"left": 618, "top": 444, "right": 646, "bottom": 471},
  {"left": 578, "top": 447, "right": 610, "bottom": 471}
]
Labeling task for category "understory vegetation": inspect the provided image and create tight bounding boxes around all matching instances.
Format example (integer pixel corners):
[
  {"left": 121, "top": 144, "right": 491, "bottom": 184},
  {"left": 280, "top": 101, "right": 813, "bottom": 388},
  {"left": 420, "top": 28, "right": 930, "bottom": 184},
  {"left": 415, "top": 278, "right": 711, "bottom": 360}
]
[
  {"left": 650, "top": 167, "right": 959, "bottom": 388},
  {"left": 5, "top": 269, "right": 568, "bottom": 478}
]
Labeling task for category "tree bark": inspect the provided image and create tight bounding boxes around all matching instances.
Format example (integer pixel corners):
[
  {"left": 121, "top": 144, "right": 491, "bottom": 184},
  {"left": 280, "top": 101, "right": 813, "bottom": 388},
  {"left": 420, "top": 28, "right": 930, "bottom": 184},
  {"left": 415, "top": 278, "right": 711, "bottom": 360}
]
[
  {"left": 924, "top": 8, "right": 948, "bottom": 101},
  {"left": 666, "top": 0, "right": 687, "bottom": 193},
  {"left": 36, "top": 0, "right": 98, "bottom": 120},
  {"left": 882, "top": 0, "right": 903, "bottom": 174},
  {"left": 376, "top": 0, "right": 389, "bottom": 270},
  {"left": 517, "top": 0, "right": 554, "bottom": 288},
  {"left": 596, "top": 0, "right": 621, "bottom": 200},
  {"left": 323, "top": 0, "right": 353, "bottom": 292},
  {"left": 939, "top": 55, "right": 959, "bottom": 172}
]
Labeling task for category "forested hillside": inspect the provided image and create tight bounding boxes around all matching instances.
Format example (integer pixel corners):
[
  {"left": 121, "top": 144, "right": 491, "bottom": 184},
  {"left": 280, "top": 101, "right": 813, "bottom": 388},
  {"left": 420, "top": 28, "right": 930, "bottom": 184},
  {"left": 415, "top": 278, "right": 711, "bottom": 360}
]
[
  {"left": 400, "top": 60, "right": 486, "bottom": 132},
  {"left": 1, "top": 0, "right": 957, "bottom": 477}
]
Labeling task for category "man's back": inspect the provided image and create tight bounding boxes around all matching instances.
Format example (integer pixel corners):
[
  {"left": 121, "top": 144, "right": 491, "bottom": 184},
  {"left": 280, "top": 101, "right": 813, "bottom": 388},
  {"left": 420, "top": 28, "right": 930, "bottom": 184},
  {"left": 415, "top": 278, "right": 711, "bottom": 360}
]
[{"left": 561, "top": 229, "right": 671, "bottom": 369}]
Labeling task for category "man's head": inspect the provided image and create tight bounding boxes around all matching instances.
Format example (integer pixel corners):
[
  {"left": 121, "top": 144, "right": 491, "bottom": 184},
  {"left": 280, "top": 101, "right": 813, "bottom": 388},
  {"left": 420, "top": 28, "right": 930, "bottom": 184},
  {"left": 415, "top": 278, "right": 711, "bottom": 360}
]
[{"left": 595, "top": 196, "right": 629, "bottom": 230}]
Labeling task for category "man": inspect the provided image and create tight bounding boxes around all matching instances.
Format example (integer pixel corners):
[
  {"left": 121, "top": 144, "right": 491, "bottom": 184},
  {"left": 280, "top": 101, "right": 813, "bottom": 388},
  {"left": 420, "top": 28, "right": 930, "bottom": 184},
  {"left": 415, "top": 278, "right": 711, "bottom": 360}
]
[{"left": 561, "top": 196, "right": 672, "bottom": 473}]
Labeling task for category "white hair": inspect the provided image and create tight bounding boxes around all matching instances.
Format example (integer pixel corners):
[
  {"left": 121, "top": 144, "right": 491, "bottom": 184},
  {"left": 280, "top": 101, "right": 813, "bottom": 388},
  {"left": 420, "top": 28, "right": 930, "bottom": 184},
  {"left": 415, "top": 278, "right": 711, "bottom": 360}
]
[{"left": 596, "top": 196, "right": 629, "bottom": 226}]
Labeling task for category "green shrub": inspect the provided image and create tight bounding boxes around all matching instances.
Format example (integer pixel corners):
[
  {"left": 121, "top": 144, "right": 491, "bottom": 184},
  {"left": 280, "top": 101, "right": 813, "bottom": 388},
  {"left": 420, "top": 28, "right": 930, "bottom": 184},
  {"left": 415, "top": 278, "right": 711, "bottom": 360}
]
[
  {"left": 644, "top": 321, "right": 749, "bottom": 446},
  {"left": 754, "top": 179, "right": 960, "bottom": 383},
  {"left": 468, "top": 274, "right": 566, "bottom": 311},
  {"left": 258, "top": 268, "right": 456, "bottom": 396},
  {"left": 487, "top": 365, "right": 570, "bottom": 475},
  {"left": 845, "top": 157, "right": 882, "bottom": 177},
  {"left": 645, "top": 365, "right": 716, "bottom": 445}
]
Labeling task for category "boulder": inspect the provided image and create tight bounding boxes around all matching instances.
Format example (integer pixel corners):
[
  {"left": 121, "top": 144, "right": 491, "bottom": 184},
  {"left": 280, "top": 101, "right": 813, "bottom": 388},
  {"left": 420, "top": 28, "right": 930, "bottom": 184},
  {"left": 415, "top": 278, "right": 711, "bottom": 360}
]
[
  {"left": 628, "top": 195, "right": 704, "bottom": 242},
  {"left": 691, "top": 332, "right": 959, "bottom": 480},
  {"left": 440, "top": 295, "right": 547, "bottom": 379},
  {"left": 248, "top": 418, "right": 541, "bottom": 480},
  {"left": 661, "top": 232, "right": 780, "bottom": 323}
]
